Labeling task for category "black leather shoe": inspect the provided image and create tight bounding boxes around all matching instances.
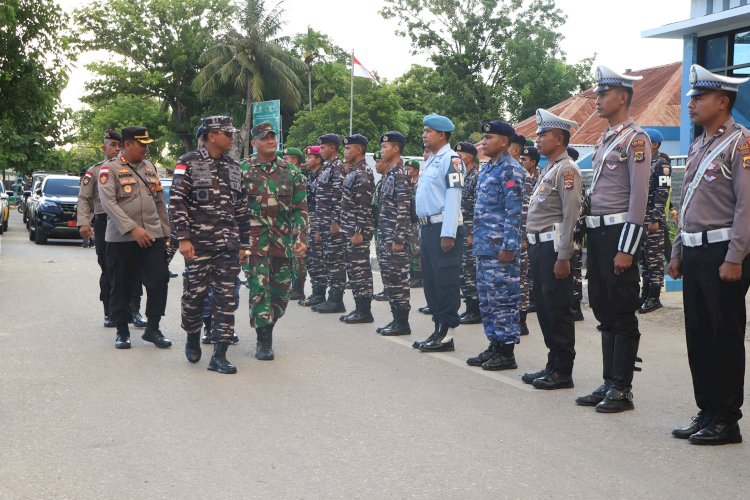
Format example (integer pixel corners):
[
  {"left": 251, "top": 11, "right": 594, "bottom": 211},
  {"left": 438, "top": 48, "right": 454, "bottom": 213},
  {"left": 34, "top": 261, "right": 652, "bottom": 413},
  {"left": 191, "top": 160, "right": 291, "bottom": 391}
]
[
  {"left": 208, "top": 343, "right": 237, "bottom": 374},
  {"left": 343, "top": 310, "right": 374, "bottom": 324},
  {"left": 595, "top": 388, "right": 634, "bottom": 413},
  {"left": 412, "top": 331, "right": 439, "bottom": 349},
  {"left": 142, "top": 327, "right": 173, "bottom": 348},
  {"left": 418, "top": 305, "right": 431, "bottom": 315},
  {"left": 103, "top": 316, "right": 116, "bottom": 328},
  {"left": 115, "top": 334, "right": 131, "bottom": 349},
  {"left": 688, "top": 421, "right": 742, "bottom": 445},
  {"left": 481, "top": 352, "right": 517, "bottom": 371},
  {"left": 459, "top": 310, "right": 482, "bottom": 325},
  {"left": 532, "top": 371, "right": 574, "bottom": 390},
  {"left": 575, "top": 384, "right": 608, "bottom": 406},
  {"left": 419, "top": 338, "right": 454, "bottom": 352},
  {"left": 131, "top": 311, "right": 148, "bottom": 328},
  {"left": 380, "top": 321, "right": 411, "bottom": 336},
  {"left": 639, "top": 297, "right": 663, "bottom": 314},
  {"left": 168, "top": 270, "right": 178, "bottom": 278},
  {"left": 522, "top": 367, "right": 551, "bottom": 384},
  {"left": 185, "top": 333, "right": 201, "bottom": 363},
  {"left": 672, "top": 412, "right": 710, "bottom": 439},
  {"left": 255, "top": 327, "right": 274, "bottom": 361},
  {"left": 373, "top": 291, "right": 389, "bottom": 302},
  {"left": 467, "top": 342, "right": 497, "bottom": 366},
  {"left": 299, "top": 293, "right": 325, "bottom": 307}
]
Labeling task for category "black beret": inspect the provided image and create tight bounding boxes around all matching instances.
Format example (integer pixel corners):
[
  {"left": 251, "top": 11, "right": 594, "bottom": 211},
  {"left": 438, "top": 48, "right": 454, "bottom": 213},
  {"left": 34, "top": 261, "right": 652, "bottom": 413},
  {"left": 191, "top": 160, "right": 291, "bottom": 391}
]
[
  {"left": 343, "top": 134, "right": 368, "bottom": 146},
  {"left": 511, "top": 134, "right": 526, "bottom": 146},
  {"left": 380, "top": 131, "right": 406, "bottom": 144},
  {"left": 482, "top": 120, "right": 515, "bottom": 137},
  {"left": 567, "top": 147, "right": 580, "bottom": 161},
  {"left": 454, "top": 142, "right": 477, "bottom": 156},
  {"left": 104, "top": 129, "right": 122, "bottom": 142},
  {"left": 318, "top": 133, "right": 340, "bottom": 146},
  {"left": 521, "top": 146, "right": 540, "bottom": 162}
]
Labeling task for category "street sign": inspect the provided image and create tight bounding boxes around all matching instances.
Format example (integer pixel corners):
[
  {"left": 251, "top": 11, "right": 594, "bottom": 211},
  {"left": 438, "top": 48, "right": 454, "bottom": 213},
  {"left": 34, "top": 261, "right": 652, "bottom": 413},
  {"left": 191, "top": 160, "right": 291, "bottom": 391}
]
[{"left": 252, "top": 100, "right": 282, "bottom": 149}]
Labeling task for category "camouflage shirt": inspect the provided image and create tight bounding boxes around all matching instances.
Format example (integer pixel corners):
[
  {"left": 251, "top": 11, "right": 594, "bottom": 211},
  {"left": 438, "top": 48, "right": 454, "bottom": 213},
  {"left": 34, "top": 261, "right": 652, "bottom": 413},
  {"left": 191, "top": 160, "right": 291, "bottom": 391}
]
[
  {"left": 378, "top": 160, "right": 412, "bottom": 246},
  {"left": 315, "top": 157, "right": 344, "bottom": 232},
  {"left": 521, "top": 166, "right": 540, "bottom": 237},
  {"left": 646, "top": 156, "right": 671, "bottom": 223},
  {"left": 461, "top": 167, "right": 480, "bottom": 235},
  {"left": 339, "top": 159, "right": 375, "bottom": 237},
  {"left": 169, "top": 146, "right": 250, "bottom": 252},
  {"left": 242, "top": 156, "right": 308, "bottom": 258}
]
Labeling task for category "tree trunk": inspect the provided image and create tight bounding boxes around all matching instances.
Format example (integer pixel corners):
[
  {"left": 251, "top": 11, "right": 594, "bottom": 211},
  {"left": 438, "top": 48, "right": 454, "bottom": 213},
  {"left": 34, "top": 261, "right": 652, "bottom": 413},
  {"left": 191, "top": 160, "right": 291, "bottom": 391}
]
[
  {"left": 166, "top": 97, "right": 194, "bottom": 153},
  {"left": 307, "top": 66, "right": 313, "bottom": 112}
]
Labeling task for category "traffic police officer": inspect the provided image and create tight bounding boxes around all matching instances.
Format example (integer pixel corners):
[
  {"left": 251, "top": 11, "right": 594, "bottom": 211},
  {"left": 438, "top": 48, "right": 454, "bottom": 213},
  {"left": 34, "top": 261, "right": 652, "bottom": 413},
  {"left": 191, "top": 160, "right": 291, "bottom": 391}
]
[
  {"left": 170, "top": 116, "right": 250, "bottom": 374},
  {"left": 519, "top": 145, "right": 541, "bottom": 333},
  {"left": 413, "top": 114, "right": 465, "bottom": 352},
  {"left": 575, "top": 66, "right": 651, "bottom": 413},
  {"left": 77, "top": 129, "right": 122, "bottom": 327},
  {"left": 454, "top": 141, "right": 481, "bottom": 325},
  {"left": 299, "top": 145, "right": 326, "bottom": 306},
  {"left": 338, "top": 134, "right": 375, "bottom": 324},
  {"left": 521, "top": 109, "right": 582, "bottom": 389},
  {"left": 639, "top": 129, "right": 672, "bottom": 313},
  {"left": 466, "top": 120, "right": 525, "bottom": 371},
  {"left": 668, "top": 65, "right": 750, "bottom": 445},
  {"left": 99, "top": 126, "right": 172, "bottom": 350}
]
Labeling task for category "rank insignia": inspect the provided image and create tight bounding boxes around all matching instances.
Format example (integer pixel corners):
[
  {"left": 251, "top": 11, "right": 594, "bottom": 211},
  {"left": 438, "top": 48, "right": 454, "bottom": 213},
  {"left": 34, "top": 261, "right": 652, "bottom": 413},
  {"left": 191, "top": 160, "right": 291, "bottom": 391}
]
[{"left": 124, "top": 185, "right": 132, "bottom": 193}]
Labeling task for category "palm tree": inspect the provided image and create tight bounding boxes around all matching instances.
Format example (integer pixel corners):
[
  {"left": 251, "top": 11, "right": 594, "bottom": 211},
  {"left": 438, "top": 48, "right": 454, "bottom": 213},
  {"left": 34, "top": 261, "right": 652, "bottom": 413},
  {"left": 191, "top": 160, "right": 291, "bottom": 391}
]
[
  {"left": 193, "top": 0, "right": 305, "bottom": 157},
  {"left": 292, "top": 26, "right": 332, "bottom": 111}
]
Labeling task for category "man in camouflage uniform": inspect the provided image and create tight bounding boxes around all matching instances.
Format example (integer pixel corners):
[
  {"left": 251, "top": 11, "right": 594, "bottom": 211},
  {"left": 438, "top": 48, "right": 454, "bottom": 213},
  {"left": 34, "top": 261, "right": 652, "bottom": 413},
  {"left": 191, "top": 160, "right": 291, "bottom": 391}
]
[
  {"left": 639, "top": 129, "right": 672, "bottom": 314},
  {"left": 338, "top": 134, "right": 375, "bottom": 324},
  {"left": 243, "top": 123, "right": 308, "bottom": 360},
  {"left": 455, "top": 141, "right": 481, "bottom": 325},
  {"left": 77, "top": 129, "right": 122, "bottom": 327},
  {"left": 372, "top": 151, "right": 390, "bottom": 302},
  {"left": 375, "top": 132, "right": 413, "bottom": 335},
  {"left": 312, "top": 134, "right": 347, "bottom": 313},
  {"left": 406, "top": 160, "right": 422, "bottom": 288},
  {"left": 567, "top": 146, "right": 585, "bottom": 321},
  {"left": 466, "top": 120, "right": 525, "bottom": 371},
  {"left": 519, "top": 145, "right": 541, "bottom": 335},
  {"left": 170, "top": 116, "right": 249, "bottom": 374},
  {"left": 282, "top": 147, "right": 308, "bottom": 302},
  {"left": 299, "top": 145, "right": 326, "bottom": 306}
]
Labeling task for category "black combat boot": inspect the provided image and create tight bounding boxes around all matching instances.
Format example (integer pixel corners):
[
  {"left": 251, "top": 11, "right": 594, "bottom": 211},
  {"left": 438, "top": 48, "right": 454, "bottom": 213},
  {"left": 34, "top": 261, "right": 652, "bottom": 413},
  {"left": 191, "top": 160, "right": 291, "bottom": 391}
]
[
  {"left": 596, "top": 335, "right": 638, "bottom": 413},
  {"left": 639, "top": 289, "right": 663, "bottom": 314},
  {"left": 207, "top": 343, "right": 237, "bottom": 374},
  {"left": 185, "top": 332, "right": 202, "bottom": 363},
  {"left": 639, "top": 283, "right": 650, "bottom": 308},
  {"left": 142, "top": 324, "right": 173, "bottom": 348},
  {"left": 377, "top": 305, "right": 396, "bottom": 334},
  {"left": 576, "top": 330, "right": 615, "bottom": 406},
  {"left": 467, "top": 340, "right": 498, "bottom": 366},
  {"left": 522, "top": 367, "right": 552, "bottom": 384},
  {"left": 314, "top": 288, "right": 346, "bottom": 314},
  {"left": 300, "top": 285, "right": 326, "bottom": 307},
  {"left": 672, "top": 411, "right": 711, "bottom": 439},
  {"left": 459, "top": 298, "right": 482, "bottom": 325},
  {"left": 688, "top": 421, "right": 743, "bottom": 445},
  {"left": 255, "top": 326, "right": 274, "bottom": 361},
  {"left": 380, "top": 309, "right": 411, "bottom": 336},
  {"left": 289, "top": 275, "right": 304, "bottom": 301},
  {"left": 130, "top": 296, "right": 147, "bottom": 328},
  {"left": 481, "top": 343, "right": 517, "bottom": 371},
  {"left": 532, "top": 371, "right": 574, "bottom": 390},
  {"left": 419, "top": 324, "right": 454, "bottom": 352},
  {"left": 571, "top": 300, "right": 585, "bottom": 321},
  {"left": 201, "top": 316, "right": 212, "bottom": 344},
  {"left": 343, "top": 297, "right": 374, "bottom": 324},
  {"left": 115, "top": 324, "right": 131, "bottom": 349},
  {"left": 412, "top": 322, "right": 441, "bottom": 349},
  {"left": 520, "top": 310, "right": 529, "bottom": 336},
  {"left": 373, "top": 290, "right": 389, "bottom": 301}
]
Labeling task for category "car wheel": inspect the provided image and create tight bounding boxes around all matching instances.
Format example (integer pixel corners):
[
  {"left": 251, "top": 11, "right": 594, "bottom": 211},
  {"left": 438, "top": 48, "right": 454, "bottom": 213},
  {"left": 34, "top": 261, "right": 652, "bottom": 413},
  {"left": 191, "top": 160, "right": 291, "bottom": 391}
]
[
  {"left": 34, "top": 226, "right": 47, "bottom": 245},
  {"left": 28, "top": 219, "right": 36, "bottom": 240}
]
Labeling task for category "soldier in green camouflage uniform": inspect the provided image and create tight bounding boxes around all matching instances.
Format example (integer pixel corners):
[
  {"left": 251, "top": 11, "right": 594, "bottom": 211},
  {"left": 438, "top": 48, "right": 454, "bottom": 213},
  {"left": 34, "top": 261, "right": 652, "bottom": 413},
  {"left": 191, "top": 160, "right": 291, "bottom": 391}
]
[
  {"left": 282, "top": 147, "right": 308, "bottom": 301},
  {"left": 242, "top": 123, "right": 308, "bottom": 361}
]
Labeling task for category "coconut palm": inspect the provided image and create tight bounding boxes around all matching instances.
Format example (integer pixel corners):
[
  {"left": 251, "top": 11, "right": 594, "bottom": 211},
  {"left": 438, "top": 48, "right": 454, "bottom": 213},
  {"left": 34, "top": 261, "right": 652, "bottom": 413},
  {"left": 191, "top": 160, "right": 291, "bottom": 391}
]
[
  {"left": 292, "top": 26, "right": 333, "bottom": 111},
  {"left": 194, "top": 0, "right": 305, "bottom": 157}
]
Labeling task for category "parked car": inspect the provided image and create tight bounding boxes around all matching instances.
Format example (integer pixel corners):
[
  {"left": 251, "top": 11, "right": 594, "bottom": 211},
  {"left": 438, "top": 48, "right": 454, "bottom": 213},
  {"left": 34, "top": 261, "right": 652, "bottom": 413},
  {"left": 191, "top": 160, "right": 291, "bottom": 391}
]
[
  {"left": 22, "top": 171, "right": 66, "bottom": 224},
  {"left": 0, "top": 183, "right": 9, "bottom": 234},
  {"left": 27, "top": 175, "right": 82, "bottom": 245}
]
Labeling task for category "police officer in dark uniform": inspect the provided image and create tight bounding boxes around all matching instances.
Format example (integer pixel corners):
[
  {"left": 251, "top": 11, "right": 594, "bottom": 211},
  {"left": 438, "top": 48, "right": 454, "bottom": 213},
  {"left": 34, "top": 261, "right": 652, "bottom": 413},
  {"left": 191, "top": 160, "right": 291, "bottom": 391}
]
[
  {"left": 668, "top": 65, "right": 750, "bottom": 445},
  {"left": 99, "top": 126, "right": 172, "bottom": 350}
]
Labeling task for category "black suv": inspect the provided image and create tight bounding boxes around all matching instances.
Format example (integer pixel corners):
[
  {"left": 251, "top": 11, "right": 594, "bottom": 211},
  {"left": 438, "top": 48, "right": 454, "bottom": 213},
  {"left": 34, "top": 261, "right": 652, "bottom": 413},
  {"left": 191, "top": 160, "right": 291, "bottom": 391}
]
[{"left": 27, "top": 175, "right": 82, "bottom": 244}]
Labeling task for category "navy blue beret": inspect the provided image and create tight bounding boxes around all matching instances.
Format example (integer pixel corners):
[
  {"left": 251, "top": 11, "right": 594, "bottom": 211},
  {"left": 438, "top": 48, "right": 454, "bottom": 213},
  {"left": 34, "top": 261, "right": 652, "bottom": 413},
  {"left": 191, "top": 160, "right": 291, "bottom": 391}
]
[
  {"left": 318, "top": 133, "right": 340, "bottom": 146},
  {"left": 511, "top": 134, "right": 526, "bottom": 146},
  {"left": 380, "top": 131, "right": 406, "bottom": 144},
  {"left": 522, "top": 146, "right": 541, "bottom": 162},
  {"left": 343, "top": 134, "right": 368, "bottom": 146},
  {"left": 566, "top": 147, "right": 580, "bottom": 161},
  {"left": 482, "top": 120, "right": 515, "bottom": 137},
  {"left": 454, "top": 142, "right": 477, "bottom": 156}
]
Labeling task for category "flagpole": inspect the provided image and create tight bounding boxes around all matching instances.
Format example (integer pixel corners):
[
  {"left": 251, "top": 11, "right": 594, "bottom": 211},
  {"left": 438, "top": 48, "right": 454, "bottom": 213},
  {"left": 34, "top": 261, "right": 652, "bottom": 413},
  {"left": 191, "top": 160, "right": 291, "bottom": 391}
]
[{"left": 349, "top": 50, "right": 354, "bottom": 136}]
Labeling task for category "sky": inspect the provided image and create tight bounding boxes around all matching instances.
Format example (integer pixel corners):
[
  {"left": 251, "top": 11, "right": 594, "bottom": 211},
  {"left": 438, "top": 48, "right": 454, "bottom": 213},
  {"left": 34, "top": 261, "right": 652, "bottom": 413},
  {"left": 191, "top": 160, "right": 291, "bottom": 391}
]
[{"left": 57, "top": 0, "right": 691, "bottom": 110}]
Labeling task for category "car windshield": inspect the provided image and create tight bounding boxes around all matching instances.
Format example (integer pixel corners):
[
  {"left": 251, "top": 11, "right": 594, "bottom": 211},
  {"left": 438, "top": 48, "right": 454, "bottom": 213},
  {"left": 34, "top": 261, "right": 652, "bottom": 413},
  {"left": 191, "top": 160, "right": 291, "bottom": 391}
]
[{"left": 43, "top": 178, "right": 80, "bottom": 196}]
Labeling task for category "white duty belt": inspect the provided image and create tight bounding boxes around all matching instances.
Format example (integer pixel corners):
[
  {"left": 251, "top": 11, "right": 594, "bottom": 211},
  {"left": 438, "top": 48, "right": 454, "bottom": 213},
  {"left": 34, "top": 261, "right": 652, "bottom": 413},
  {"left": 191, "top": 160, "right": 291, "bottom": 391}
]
[
  {"left": 527, "top": 231, "right": 555, "bottom": 245},
  {"left": 681, "top": 228, "right": 732, "bottom": 247},
  {"left": 417, "top": 213, "right": 463, "bottom": 226},
  {"left": 585, "top": 212, "right": 628, "bottom": 228}
]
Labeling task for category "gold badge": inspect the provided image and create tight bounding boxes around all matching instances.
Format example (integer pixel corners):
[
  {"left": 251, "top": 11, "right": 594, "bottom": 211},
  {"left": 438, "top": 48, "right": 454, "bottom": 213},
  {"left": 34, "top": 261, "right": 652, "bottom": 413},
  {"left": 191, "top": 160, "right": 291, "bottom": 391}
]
[{"left": 124, "top": 185, "right": 132, "bottom": 193}]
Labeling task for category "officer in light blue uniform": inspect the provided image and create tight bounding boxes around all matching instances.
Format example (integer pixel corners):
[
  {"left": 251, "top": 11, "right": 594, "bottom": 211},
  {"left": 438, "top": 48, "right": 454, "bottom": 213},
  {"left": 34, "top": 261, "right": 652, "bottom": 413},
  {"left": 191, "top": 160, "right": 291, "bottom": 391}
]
[
  {"left": 413, "top": 114, "right": 466, "bottom": 353},
  {"left": 466, "top": 120, "right": 525, "bottom": 371}
]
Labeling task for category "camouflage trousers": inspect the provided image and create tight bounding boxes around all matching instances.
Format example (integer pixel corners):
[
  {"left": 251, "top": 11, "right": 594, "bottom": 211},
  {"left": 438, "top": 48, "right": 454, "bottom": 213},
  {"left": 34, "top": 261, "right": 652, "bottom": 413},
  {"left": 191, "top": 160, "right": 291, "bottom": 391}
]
[
  {"left": 461, "top": 240, "right": 478, "bottom": 301},
  {"left": 519, "top": 246, "right": 532, "bottom": 311},
  {"left": 182, "top": 250, "right": 240, "bottom": 343},
  {"left": 202, "top": 278, "right": 241, "bottom": 318},
  {"left": 476, "top": 256, "right": 521, "bottom": 344},
  {"left": 322, "top": 230, "right": 347, "bottom": 291},
  {"left": 639, "top": 222, "right": 666, "bottom": 293},
  {"left": 378, "top": 240, "right": 410, "bottom": 312},
  {"left": 246, "top": 255, "right": 292, "bottom": 329},
  {"left": 572, "top": 247, "right": 583, "bottom": 302},
  {"left": 291, "top": 255, "right": 307, "bottom": 288},
  {"left": 409, "top": 222, "right": 421, "bottom": 274},
  {"left": 305, "top": 232, "right": 326, "bottom": 289},
  {"left": 345, "top": 236, "right": 373, "bottom": 299}
]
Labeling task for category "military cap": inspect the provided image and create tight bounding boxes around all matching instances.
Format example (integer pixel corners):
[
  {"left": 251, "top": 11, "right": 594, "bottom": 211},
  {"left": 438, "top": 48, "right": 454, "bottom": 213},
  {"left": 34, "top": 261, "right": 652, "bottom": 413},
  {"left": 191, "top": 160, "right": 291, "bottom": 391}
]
[
  {"left": 252, "top": 122, "right": 276, "bottom": 139},
  {"left": 643, "top": 128, "right": 664, "bottom": 144},
  {"left": 511, "top": 134, "right": 527, "bottom": 146},
  {"left": 373, "top": 151, "right": 383, "bottom": 160},
  {"left": 566, "top": 147, "right": 580, "bottom": 161},
  {"left": 380, "top": 131, "right": 406, "bottom": 143},
  {"left": 404, "top": 159, "right": 421, "bottom": 169},
  {"left": 121, "top": 126, "right": 154, "bottom": 144},
  {"left": 343, "top": 134, "right": 369, "bottom": 146},
  {"left": 454, "top": 142, "right": 477, "bottom": 156},
  {"left": 687, "top": 64, "right": 750, "bottom": 96},
  {"left": 482, "top": 120, "right": 515, "bottom": 137},
  {"left": 535, "top": 108, "right": 578, "bottom": 134},
  {"left": 423, "top": 114, "right": 455, "bottom": 133},
  {"left": 318, "top": 133, "right": 340, "bottom": 146},
  {"left": 595, "top": 65, "right": 643, "bottom": 93},
  {"left": 521, "top": 146, "right": 540, "bottom": 163},
  {"left": 305, "top": 145, "right": 322, "bottom": 156},
  {"left": 202, "top": 115, "right": 238, "bottom": 134},
  {"left": 283, "top": 147, "right": 305, "bottom": 161},
  {"left": 103, "top": 129, "right": 122, "bottom": 142}
]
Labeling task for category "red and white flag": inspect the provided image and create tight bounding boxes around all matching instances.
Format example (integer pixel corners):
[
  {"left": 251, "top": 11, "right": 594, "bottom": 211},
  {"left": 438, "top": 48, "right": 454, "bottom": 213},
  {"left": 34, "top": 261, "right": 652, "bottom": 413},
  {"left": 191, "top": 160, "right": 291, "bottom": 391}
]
[{"left": 352, "top": 54, "right": 377, "bottom": 81}]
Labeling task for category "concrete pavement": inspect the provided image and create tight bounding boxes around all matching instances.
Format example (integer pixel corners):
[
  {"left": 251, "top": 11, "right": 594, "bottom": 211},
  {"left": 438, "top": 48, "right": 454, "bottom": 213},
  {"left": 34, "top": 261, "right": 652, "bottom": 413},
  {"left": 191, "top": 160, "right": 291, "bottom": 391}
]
[{"left": 0, "top": 210, "right": 748, "bottom": 499}]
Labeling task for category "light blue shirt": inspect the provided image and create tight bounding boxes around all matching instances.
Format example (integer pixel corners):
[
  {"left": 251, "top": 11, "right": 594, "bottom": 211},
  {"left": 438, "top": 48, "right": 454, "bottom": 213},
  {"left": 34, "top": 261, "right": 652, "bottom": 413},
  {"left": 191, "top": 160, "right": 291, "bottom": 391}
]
[{"left": 416, "top": 143, "right": 465, "bottom": 238}]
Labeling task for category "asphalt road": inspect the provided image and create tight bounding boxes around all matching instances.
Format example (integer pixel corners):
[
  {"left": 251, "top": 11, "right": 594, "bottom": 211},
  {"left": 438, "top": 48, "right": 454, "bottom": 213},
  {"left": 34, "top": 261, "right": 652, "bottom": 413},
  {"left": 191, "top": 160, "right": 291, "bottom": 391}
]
[{"left": 1, "top": 210, "right": 748, "bottom": 499}]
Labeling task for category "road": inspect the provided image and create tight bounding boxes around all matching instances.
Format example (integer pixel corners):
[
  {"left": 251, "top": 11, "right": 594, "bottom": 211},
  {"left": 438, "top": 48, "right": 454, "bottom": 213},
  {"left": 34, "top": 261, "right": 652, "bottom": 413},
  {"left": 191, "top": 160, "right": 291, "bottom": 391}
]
[{"left": 0, "top": 210, "right": 748, "bottom": 499}]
